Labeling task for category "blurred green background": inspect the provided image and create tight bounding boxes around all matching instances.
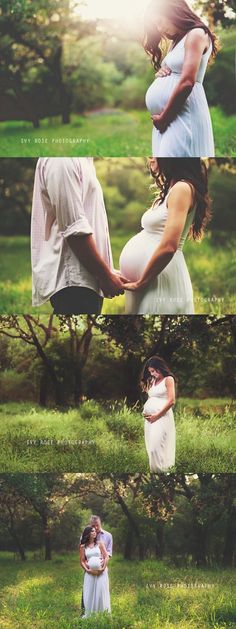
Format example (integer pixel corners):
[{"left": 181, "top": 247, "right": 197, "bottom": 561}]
[
  {"left": 0, "top": 157, "right": 235, "bottom": 314},
  {"left": 0, "top": 1, "right": 235, "bottom": 156}
]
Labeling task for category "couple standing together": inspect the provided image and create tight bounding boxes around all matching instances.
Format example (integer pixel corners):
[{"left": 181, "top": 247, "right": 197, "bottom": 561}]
[
  {"left": 31, "top": 156, "right": 210, "bottom": 315},
  {"left": 79, "top": 515, "right": 112, "bottom": 619}
]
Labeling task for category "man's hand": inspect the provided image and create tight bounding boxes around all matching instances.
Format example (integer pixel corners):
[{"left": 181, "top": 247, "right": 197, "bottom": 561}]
[
  {"left": 155, "top": 64, "right": 172, "bottom": 78},
  {"left": 99, "top": 271, "right": 126, "bottom": 298}
]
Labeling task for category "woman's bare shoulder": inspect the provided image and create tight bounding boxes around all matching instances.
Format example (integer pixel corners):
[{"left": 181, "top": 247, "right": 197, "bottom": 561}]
[{"left": 185, "top": 28, "right": 209, "bottom": 46}]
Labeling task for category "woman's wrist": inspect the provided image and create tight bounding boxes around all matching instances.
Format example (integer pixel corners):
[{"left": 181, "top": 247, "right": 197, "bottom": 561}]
[
  {"left": 160, "top": 109, "right": 172, "bottom": 126},
  {"left": 137, "top": 275, "right": 152, "bottom": 289}
]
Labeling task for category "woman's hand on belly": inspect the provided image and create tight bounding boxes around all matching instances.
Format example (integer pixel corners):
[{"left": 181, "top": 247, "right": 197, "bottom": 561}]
[
  {"left": 151, "top": 112, "right": 169, "bottom": 133},
  {"left": 155, "top": 64, "right": 172, "bottom": 79},
  {"left": 151, "top": 65, "right": 172, "bottom": 132},
  {"left": 144, "top": 412, "right": 160, "bottom": 423}
]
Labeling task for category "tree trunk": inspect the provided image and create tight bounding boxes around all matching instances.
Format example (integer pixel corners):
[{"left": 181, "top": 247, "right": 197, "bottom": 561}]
[
  {"left": 42, "top": 516, "right": 52, "bottom": 561},
  {"left": 39, "top": 372, "right": 48, "bottom": 407},
  {"left": 192, "top": 522, "right": 207, "bottom": 567},
  {"left": 53, "top": 46, "right": 71, "bottom": 125},
  {"left": 138, "top": 542, "right": 145, "bottom": 561},
  {"left": 41, "top": 511, "right": 52, "bottom": 561},
  {"left": 24, "top": 316, "right": 63, "bottom": 407},
  {"left": 115, "top": 492, "right": 145, "bottom": 559},
  {"left": 10, "top": 527, "right": 26, "bottom": 561},
  {"left": 16, "top": 540, "right": 26, "bottom": 561},
  {"left": 32, "top": 117, "right": 40, "bottom": 129},
  {"left": 60, "top": 85, "right": 71, "bottom": 125},
  {"left": 124, "top": 525, "right": 133, "bottom": 560},
  {"left": 155, "top": 523, "right": 164, "bottom": 559},
  {"left": 74, "top": 367, "right": 82, "bottom": 406},
  {"left": 123, "top": 354, "right": 140, "bottom": 405},
  {"left": 222, "top": 507, "right": 236, "bottom": 567}
]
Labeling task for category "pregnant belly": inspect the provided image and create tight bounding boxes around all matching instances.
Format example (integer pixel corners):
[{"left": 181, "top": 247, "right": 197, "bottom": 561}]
[
  {"left": 143, "top": 397, "right": 163, "bottom": 416},
  {"left": 120, "top": 231, "right": 160, "bottom": 283},
  {"left": 146, "top": 74, "right": 179, "bottom": 115}
]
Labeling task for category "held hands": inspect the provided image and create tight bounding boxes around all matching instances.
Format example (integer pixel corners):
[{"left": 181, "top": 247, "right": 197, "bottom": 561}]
[
  {"left": 99, "top": 270, "right": 129, "bottom": 298},
  {"left": 123, "top": 278, "right": 150, "bottom": 292}
]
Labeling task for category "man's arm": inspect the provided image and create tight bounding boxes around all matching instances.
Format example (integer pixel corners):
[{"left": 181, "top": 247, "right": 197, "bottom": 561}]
[
  {"left": 67, "top": 234, "right": 125, "bottom": 298},
  {"left": 44, "top": 158, "right": 125, "bottom": 297},
  {"left": 105, "top": 532, "right": 113, "bottom": 558}
]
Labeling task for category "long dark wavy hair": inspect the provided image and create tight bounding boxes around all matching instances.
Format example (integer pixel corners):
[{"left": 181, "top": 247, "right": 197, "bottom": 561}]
[
  {"left": 148, "top": 157, "right": 212, "bottom": 241},
  {"left": 143, "top": 0, "right": 218, "bottom": 71},
  {"left": 140, "top": 356, "right": 176, "bottom": 392},
  {"left": 80, "top": 526, "right": 97, "bottom": 547}
]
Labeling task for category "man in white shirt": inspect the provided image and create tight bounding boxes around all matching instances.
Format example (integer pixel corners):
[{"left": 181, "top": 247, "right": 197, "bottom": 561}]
[
  {"left": 90, "top": 515, "right": 113, "bottom": 558},
  {"left": 31, "top": 158, "right": 125, "bottom": 314}
]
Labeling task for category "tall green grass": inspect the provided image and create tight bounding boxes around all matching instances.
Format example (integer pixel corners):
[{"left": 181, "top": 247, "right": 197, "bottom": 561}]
[
  {"left": 0, "top": 553, "right": 235, "bottom": 629},
  {"left": 0, "top": 107, "right": 235, "bottom": 157},
  {"left": 0, "top": 399, "right": 235, "bottom": 473}
]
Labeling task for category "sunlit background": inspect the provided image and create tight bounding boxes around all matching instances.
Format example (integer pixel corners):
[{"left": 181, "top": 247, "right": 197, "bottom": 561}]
[
  {"left": 79, "top": 0, "right": 152, "bottom": 20},
  {"left": 77, "top": 0, "right": 234, "bottom": 23}
]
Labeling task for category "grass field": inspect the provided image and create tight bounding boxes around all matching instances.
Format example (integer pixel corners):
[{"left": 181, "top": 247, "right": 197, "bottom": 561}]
[
  {"left": 0, "top": 399, "right": 235, "bottom": 473},
  {"left": 0, "top": 552, "right": 235, "bottom": 629},
  {"left": 0, "top": 107, "right": 235, "bottom": 157},
  {"left": 0, "top": 234, "right": 235, "bottom": 315}
]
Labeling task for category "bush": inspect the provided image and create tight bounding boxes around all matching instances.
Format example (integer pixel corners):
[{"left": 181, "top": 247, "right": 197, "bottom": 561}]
[{"left": 0, "top": 370, "right": 35, "bottom": 402}]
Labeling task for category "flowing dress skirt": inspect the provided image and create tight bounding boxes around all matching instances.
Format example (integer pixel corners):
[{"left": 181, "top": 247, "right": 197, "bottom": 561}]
[
  {"left": 83, "top": 569, "right": 111, "bottom": 617},
  {"left": 144, "top": 409, "right": 176, "bottom": 472}
]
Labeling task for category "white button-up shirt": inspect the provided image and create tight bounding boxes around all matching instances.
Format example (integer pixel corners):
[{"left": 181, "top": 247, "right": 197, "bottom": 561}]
[{"left": 31, "top": 158, "right": 113, "bottom": 306}]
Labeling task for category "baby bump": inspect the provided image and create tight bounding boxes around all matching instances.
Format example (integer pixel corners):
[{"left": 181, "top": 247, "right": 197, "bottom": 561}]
[
  {"left": 120, "top": 232, "right": 160, "bottom": 283},
  {"left": 143, "top": 396, "right": 163, "bottom": 416},
  {"left": 146, "top": 75, "right": 178, "bottom": 115}
]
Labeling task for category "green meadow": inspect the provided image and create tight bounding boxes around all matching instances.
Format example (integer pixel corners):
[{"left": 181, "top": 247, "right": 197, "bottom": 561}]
[
  {"left": 0, "top": 398, "right": 235, "bottom": 473},
  {"left": 0, "top": 553, "right": 235, "bottom": 629},
  {"left": 0, "top": 107, "right": 235, "bottom": 158}
]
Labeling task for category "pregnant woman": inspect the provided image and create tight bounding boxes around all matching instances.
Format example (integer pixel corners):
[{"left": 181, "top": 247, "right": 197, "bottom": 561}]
[
  {"left": 144, "top": 0, "right": 218, "bottom": 156},
  {"left": 120, "top": 157, "right": 211, "bottom": 314},
  {"left": 80, "top": 526, "right": 111, "bottom": 618},
  {"left": 141, "top": 356, "right": 176, "bottom": 472}
]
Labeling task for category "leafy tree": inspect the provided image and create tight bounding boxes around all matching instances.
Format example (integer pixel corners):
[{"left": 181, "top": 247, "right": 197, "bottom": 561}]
[
  {"left": 0, "top": 315, "right": 96, "bottom": 406},
  {"left": 196, "top": 0, "right": 236, "bottom": 27},
  {"left": 0, "top": 0, "right": 93, "bottom": 126}
]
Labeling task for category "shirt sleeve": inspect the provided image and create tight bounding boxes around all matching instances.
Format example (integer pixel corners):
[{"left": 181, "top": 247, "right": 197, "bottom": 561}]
[
  {"left": 43, "top": 158, "right": 93, "bottom": 238},
  {"left": 106, "top": 533, "right": 113, "bottom": 557}
]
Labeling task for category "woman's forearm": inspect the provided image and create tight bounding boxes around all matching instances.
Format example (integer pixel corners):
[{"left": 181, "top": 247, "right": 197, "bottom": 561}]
[
  {"left": 158, "top": 399, "right": 175, "bottom": 418},
  {"left": 80, "top": 560, "right": 88, "bottom": 571},
  {"left": 138, "top": 244, "right": 176, "bottom": 287},
  {"left": 161, "top": 78, "right": 194, "bottom": 125}
]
